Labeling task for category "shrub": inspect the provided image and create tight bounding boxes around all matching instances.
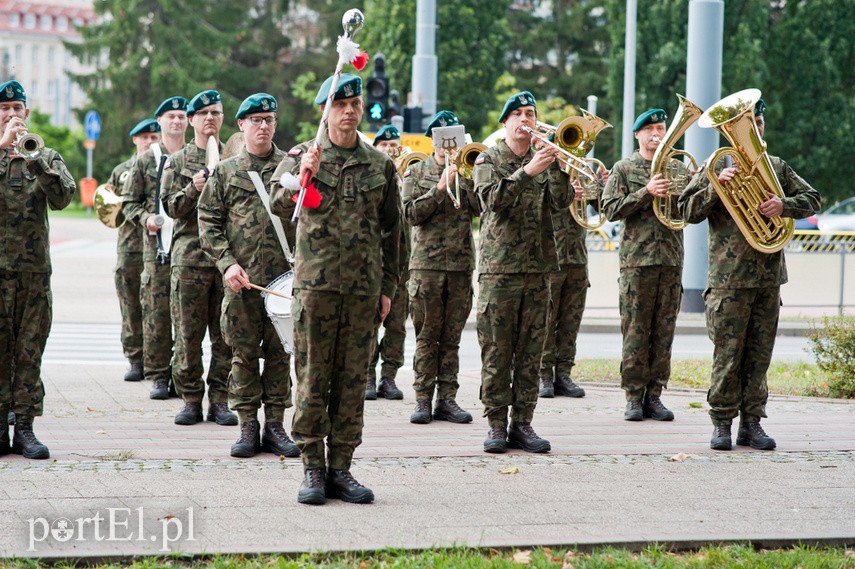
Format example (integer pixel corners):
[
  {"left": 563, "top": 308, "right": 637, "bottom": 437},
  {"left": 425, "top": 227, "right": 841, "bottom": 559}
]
[{"left": 808, "top": 315, "right": 855, "bottom": 398}]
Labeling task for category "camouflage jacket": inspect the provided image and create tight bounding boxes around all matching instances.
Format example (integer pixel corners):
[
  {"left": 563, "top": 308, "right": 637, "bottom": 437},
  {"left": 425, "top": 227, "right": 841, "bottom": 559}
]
[
  {"left": 678, "top": 154, "right": 820, "bottom": 288},
  {"left": 402, "top": 154, "right": 479, "bottom": 272},
  {"left": 268, "top": 134, "right": 401, "bottom": 298},
  {"left": 108, "top": 156, "right": 141, "bottom": 254},
  {"left": 122, "top": 146, "right": 175, "bottom": 263},
  {"left": 198, "top": 144, "right": 293, "bottom": 285},
  {"left": 472, "top": 140, "right": 570, "bottom": 275},
  {"left": 161, "top": 140, "right": 222, "bottom": 267},
  {"left": 551, "top": 206, "right": 588, "bottom": 266},
  {"left": 602, "top": 151, "right": 684, "bottom": 269},
  {"left": 0, "top": 148, "right": 75, "bottom": 273}
]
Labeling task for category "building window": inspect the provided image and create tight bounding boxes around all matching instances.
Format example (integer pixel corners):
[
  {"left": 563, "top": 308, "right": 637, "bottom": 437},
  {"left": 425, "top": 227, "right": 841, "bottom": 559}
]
[
  {"left": 48, "top": 79, "right": 57, "bottom": 97},
  {"left": 48, "top": 47, "right": 56, "bottom": 65},
  {"left": 24, "top": 13, "right": 36, "bottom": 29},
  {"left": 41, "top": 15, "right": 52, "bottom": 31},
  {"left": 9, "top": 12, "right": 20, "bottom": 27},
  {"left": 32, "top": 46, "right": 39, "bottom": 64},
  {"left": 57, "top": 16, "right": 68, "bottom": 31}
]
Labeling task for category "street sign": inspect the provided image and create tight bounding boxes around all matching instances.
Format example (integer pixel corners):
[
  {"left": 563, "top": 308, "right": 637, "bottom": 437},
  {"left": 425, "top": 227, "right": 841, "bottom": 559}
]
[{"left": 84, "top": 110, "right": 101, "bottom": 141}]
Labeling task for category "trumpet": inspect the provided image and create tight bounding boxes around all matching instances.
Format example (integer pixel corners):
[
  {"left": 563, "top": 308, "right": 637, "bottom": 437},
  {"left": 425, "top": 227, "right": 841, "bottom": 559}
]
[{"left": 14, "top": 131, "right": 44, "bottom": 161}]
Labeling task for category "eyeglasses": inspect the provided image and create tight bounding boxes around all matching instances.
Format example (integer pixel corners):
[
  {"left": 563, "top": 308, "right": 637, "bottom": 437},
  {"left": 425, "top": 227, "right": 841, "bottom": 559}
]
[
  {"left": 246, "top": 116, "right": 277, "bottom": 126},
  {"left": 195, "top": 110, "right": 223, "bottom": 118}
]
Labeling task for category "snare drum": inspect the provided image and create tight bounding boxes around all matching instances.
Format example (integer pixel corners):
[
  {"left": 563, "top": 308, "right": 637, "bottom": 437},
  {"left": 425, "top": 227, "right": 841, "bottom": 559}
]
[{"left": 263, "top": 271, "right": 294, "bottom": 354}]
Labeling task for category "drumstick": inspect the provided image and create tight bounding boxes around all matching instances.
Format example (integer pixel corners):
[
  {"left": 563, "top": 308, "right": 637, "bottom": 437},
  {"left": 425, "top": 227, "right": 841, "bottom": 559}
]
[{"left": 248, "top": 282, "right": 292, "bottom": 300}]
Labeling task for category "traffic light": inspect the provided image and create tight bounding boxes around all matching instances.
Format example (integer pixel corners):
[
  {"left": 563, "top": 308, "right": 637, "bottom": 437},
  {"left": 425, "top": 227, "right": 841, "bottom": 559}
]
[{"left": 366, "top": 53, "right": 389, "bottom": 129}]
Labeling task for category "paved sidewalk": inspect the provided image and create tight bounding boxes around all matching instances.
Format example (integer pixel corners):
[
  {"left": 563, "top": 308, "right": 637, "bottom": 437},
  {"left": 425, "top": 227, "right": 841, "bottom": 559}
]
[{"left": 1, "top": 216, "right": 851, "bottom": 559}]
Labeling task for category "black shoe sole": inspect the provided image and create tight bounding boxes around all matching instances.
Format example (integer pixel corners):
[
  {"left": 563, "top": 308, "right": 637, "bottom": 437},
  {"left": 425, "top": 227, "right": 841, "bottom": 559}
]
[
  {"left": 378, "top": 391, "right": 404, "bottom": 400},
  {"left": 174, "top": 413, "right": 203, "bottom": 426},
  {"left": 538, "top": 389, "right": 555, "bottom": 398},
  {"left": 555, "top": 389, "right": 585, "bottom": 398},
  {"left": 229, "top": 445, "right": 260, "bottom": 458},
  {"left": 260, "top": 442, "right": 300, "bottom": 458},
  {"left": 149, "top": 390, "right": 169, "bottom": 400},
  {"left": 735, "top": 437, "right": 776, "bottom": 450},
  {"left": 364, "top": 392, "right": 377, "bottom": 401},
  {"left": 710, "top": 439, "right": 732, "bottom": 451},
  {"left": 432, "top": 412, "right": 473, "bottom": 424},
  {"left": 483, "top": 440, "right": 507, "bottom": 454},
  {"left": 11, "top": 444, "right": 50, "bottom": 460},
  {"left": 326, "top": 486, "right": 374, "bottom": 504},
  {"left": 643, "top": 411, "right": 675, "bottom": 421},
  {"left": 297, "top": 489, "right": 327, "bottom": 505},
  {"left": 507, "top": 438, "right": 551, "bottom": 453},
  {"left": 123, "top": 375, "right": 143, "bottom": 382},
  {"left": 410, "top": 414, "right": 431, "bottom": 424},
  {"left": 208, "top": 414, "right": 238, "bottom": 426}
]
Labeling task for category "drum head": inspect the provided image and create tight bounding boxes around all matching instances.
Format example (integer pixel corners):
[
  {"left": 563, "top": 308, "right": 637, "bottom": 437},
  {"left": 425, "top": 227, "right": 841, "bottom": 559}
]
[{"left": 264, "top": 271, "right": 294, "bottom": 316}]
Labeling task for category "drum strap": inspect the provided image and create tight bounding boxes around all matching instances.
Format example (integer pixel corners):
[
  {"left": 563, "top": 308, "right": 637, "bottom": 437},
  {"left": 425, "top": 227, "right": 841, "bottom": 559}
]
[{"left": 248, "top": 170, "right": 294, "bottom": 265}]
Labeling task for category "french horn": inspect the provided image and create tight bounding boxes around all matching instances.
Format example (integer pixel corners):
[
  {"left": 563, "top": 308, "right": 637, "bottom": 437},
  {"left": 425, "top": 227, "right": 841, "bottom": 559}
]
[{"left": 94, "top": 183, "right": 125, "bottom": 228}]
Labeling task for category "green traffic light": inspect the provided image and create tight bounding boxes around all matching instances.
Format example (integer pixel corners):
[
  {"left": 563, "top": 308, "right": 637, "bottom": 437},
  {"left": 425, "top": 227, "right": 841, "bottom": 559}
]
[{"left": 369, "top": 102, "right": 384, "bottom": 121}]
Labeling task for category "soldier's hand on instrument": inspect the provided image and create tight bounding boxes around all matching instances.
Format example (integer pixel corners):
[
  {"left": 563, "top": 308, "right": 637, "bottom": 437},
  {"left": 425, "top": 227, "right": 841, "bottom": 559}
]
[
  {"left": 300, "top": 146, "right": 321, "bottom": 183},
  {"left": 192, "top": 170, "right": 208, "bottom": 192},
  {"left": 525, "top": 146, "right": 558, "bottom": 177},
  {"left": 759, "top": 191, "right": 784, "bottom": 218},
  {"left": 572, "top": 181, "right": 586, "bottom": 201},
  {"left": 717, "top": 167, "right": 739, "bottom": 183},
  {"left": 0, "top": 117, "right": 25, "bottom": 149},
  {"left": 224, "top": 263, "right": 251, "bottom": 292},
  {"left": 600, "top": 169, "right": 610, "bottom": 185},
  {"left": 378, "top": 294, "right": 391, "bottom": 326},
  {"left": 646, "top": 173, "right": 670, "bottom": 198},
  {"left": 145, "top": 216, "right": 162, "bottom": 233}
]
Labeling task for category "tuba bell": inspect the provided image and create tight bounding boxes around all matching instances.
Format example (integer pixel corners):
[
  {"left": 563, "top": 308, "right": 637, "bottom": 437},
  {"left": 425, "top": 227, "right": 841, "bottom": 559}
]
[
  {"left": 394, "top": 147, "right": 428, "bottom": 178},
  {"left": 14, "top": 132, "right": 44, "bottom": 161},
  {"left": 94, "top": 183, "right": 126, "bottom": 228},
  {"left": 650, "top": 94, "right": 702, "bottom": 231},
  {"left": 698, "top": 88, "right": 793, "bottom": 254}
]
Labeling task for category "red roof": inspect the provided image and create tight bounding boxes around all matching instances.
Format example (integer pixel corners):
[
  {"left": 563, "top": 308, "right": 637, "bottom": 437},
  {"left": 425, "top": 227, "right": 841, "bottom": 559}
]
[{"left": 0, "top": 0, "right": 96, "bottom": 36}]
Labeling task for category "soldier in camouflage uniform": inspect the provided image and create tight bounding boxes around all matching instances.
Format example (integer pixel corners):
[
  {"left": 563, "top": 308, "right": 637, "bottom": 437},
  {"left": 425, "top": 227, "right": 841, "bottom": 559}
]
[
  {"left": 539, "top": 186, "right": 589, "bottom": 400},
  {"left": 110, "top": 118, "right": 160, "bottom": 382},
  {"left": 198, "top": 93, "right": 299, "bottom": 458},
  {"left": 122, "top": 96, "right": 188, "bottom": 400},
  {"left": 401, "top": 111, "right": 478, "bottom": 424},
  {"left": 602, "top": 108, "right": 683, "bottom": 422},
  {"left": 161, "top": 90, "right": 235, "bottom": 428},
  {"left": 0, "top": 80, "right": 75, "bottom": 459},
  {"left": 269, "top": 74, "right": 401, "bottom": 505},
  {"left": 678, "top": 99, "right": 820, "bottom": 451},
  {"left": 364, "top": 124, "right": 408, "bottom": 401},
  {"left": 473, "top": 91, "right": 570, "bottom": 454}
]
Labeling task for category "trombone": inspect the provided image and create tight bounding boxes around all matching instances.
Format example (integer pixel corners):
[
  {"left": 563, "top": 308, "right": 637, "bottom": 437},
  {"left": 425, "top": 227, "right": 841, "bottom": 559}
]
[{"left": 518, "top": 123, "right": 597, "bottom": 183}]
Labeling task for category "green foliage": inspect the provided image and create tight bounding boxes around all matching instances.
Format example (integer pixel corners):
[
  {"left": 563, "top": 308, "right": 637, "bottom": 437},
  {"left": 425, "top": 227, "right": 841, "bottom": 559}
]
[
  {"left": 808, "top": 315, "right": 855, "bottom": 398},
  {"left": 26, "top": 109, "right": 88, "bottom": 198}
]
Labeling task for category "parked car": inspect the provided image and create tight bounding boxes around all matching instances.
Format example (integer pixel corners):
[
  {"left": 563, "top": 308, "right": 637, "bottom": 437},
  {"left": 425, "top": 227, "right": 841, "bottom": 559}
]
[
  {"left": 816, "top": 197, "right": 855, "bottom": 233},
  {"left": 794, "top": 215, "right": 818, "bottom": 230}
]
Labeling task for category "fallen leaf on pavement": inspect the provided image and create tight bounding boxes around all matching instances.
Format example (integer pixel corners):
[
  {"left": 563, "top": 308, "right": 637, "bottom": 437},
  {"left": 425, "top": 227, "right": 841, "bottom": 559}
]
[
  {"left": 669, "top": 452, "right": 689, "bottom": 462},
  {"left": 95, "top": 430, "right": 106, "bottom": 435},
  {"left": 500, "top": 466, "right": 520, "bottom": 474},
  {"left": 689, "top": 402, "right": 703, "bottom": 408},
  {"left": 86, "top": 406, "right": 95, "bottom": 412},
  {"left": 511, "top": 550, "right": 532, "bottom": 564}
]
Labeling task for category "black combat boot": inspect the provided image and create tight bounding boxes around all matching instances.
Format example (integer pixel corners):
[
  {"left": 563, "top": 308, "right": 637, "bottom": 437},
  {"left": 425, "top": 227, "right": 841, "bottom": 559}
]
[
  {"left": 433, "top": 399, "right": 473, "bottom": 423},
  {"left": 207, "top": 403, "right": 238, "bottom": 426},
  {"left": 554, "top": 376, "right": 586, "bottom": 398},
  {"left": 410, "top": 399, "right": 432, "bottom": 424},
  {"left": 261, "top": 422, "right": 300, "bottom": 457},
  {"left": 326, "top": 469, "right": 375, "bottom": 504},
  {"left": 298, "top": 468, "right": 326, "bottom": 505},
  {"left": 507, "top": 422, "right": 551, "bottom": 453},
  {"left": 12, "top": 418, "right": 50, "bottom": 460},
  {"left": 174, "top": 402, "right": 203, "bottom": 425},
  {"left": 0, "top": 420, "right": 9, "bottom": 456},
  {"left": 377, "top": 377, "right": 404, "bottom": 400},
  {"left": 710, "top": 421, "right": 732, "bottom": 450},
  {"left": 736, "top": 422, "right": 776, "bottom": 450},
  {"left": 123, "top": 361, "right": 143, "bottom": 382},
  {"left": 230, "top": 420, "right": 261, "bottom": 458},
  {"left": 149, "top": 379, "right": 169, "bottom": 400},
  {"left": 642, "top": 395, "right": 674, "bottom": 421},
  {"left": 538, "top": 376, "right": 555, "bottom": 398},
  {"left": 365, "top": 376, "right": 377, "bottom": 401},
  {"left": 624, "top": 399, "right": 643, "bottom": 421},
  {"left": 483, "top": 424, "right": 508, "bottom": 454}
]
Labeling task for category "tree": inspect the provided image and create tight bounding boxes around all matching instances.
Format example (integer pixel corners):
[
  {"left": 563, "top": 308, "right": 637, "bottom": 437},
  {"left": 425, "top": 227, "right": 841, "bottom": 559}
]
[{"left": 28, "top": 109, "right": 87, "bottom": 201}]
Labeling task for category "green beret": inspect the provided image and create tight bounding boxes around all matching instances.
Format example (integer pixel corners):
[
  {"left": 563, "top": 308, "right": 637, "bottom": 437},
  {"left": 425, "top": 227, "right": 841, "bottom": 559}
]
[
  {"left": 0, "top": 80, "right": 26, "bottom": 104},
  {"left": 498, "top": 91, "right": 537, "bottom": 123},
  {"left": 373, "top": 125, "right": 400, "bottom": 145},
  {"left": 632, "top": 108, "right": 667, "bottom": 132},
  {"left": 754, "top": 98, "right": 766, "bottom": 116},
  {"left": 187, "top": 90, "right": 222, "bottom": 116},
  {"left": 314, "top": 74, "right": 362, "bottom": 105},
  {"left": 154, "top": 96, "right": 188, "bottom": 117},
  {"left": 129, "top": 118, "right": 160, "bottom": 137},
  {"left": 424, "top": 110, "right": 459, "bottom": 137},
  {"left": 235, "top": 93, "right": 277, "bottom": 120}
]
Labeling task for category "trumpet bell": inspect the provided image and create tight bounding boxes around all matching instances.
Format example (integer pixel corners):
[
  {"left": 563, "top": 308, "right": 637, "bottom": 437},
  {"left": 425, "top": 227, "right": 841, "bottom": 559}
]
[
  {"left": 15, "top": 132, "right": 44, "bottom": 161},
  {"left": 94, "top": 184, "right": 125, "bottom": 228}
]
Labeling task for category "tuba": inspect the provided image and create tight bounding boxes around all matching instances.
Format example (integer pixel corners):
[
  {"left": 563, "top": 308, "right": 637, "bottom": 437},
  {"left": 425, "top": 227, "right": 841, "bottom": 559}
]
[
  {"left": 15, "top": 132, "right": 45, "bottom": 161},
  {"left": 394, "top": 147, "right": 428, "bottom": 177},
  {"left": 698, "top": 88, "right": 793, "bottom": 254},
  {"left": 650, "top": 95, "right": 702, "bottom": 231},
  {"left": 94, "top": 183, "right": 125, "bottom": 228}
]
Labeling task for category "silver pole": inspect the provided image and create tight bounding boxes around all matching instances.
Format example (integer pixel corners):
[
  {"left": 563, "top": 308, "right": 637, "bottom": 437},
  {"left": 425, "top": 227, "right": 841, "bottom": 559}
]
[
  {"left": 411, "top": 0, "right": 437, "bottom": 131},
  {"left": 621, "top": 0, "right": 637, "bottom": 159}
]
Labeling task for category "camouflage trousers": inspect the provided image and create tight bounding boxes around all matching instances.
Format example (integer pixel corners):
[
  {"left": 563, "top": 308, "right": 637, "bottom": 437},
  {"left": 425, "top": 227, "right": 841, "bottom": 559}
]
[
  {"left": 140, "top": 260, "right": 173, "bottom": 383},
  {"left": 170, "top": 266, "right": 230, "bottom": 404},
  {"left": 618, "top": 266, "right": 682, "bottom": 401},
  {"left": 114, "top": 251, "right": 143, "bottom": 362},
  {"left": 408, "top": 269, "right": 472, "bottom": 400},
  {"left": 477, "top": 273, "right": 549, "bottom": 426},
  {"left": 0, "top": 271, "right": 50, "bottom": 417},
  {"left": 291, "top": 290, "right": 377, "bottom": 471},
  {"left": 369, "top": 270, "right": 409, "bottom": 381},
  {"left": 705, "top": 286, "right": 779, "bottom": 423},
  {"left": 541, "top": 263, "right": 588, "bottom": 379},
  {"left": 221, "top": 288, "right": 292, "bottom": 424}
]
